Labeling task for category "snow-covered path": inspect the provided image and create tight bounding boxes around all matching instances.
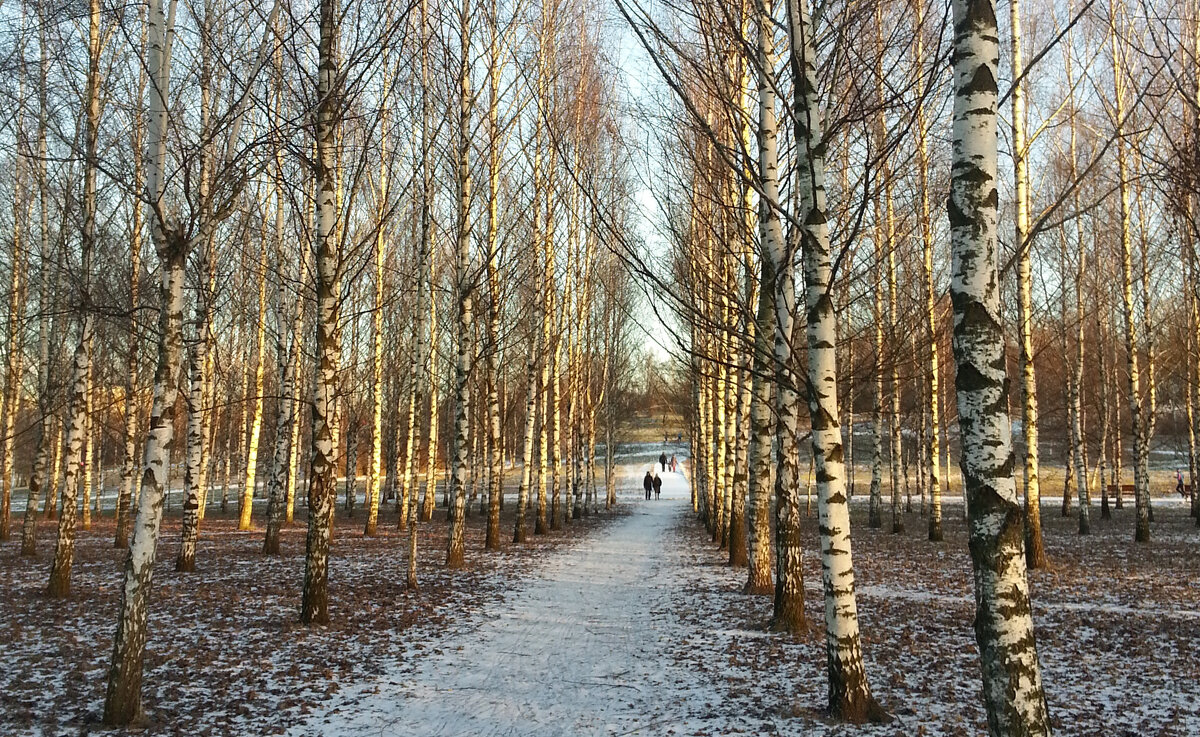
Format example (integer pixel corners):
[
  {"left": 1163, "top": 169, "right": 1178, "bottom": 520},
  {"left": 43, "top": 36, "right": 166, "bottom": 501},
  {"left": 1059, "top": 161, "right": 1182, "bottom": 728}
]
[{"left": 290, "top": 462, "right": 702, "bottom": 737}]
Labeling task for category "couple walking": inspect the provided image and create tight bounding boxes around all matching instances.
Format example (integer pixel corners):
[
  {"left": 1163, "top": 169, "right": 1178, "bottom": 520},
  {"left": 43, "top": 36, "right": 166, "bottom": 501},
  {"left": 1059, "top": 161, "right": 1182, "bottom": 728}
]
[
  {"left": 643, "top": 470, "right": 661, "bottom": 500},
  {"left": 658, "top": 452, "right": 676, "bottom": 473}
]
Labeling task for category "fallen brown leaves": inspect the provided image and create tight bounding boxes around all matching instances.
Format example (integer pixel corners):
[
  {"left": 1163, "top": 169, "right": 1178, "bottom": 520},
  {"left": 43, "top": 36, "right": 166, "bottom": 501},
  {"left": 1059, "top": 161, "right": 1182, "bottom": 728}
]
[
  {"left": 662, "top": 499, "right": 1200, "bottom": 736},
  {"left": 0, "top": 497, "right": 618, "bottom": 735}
]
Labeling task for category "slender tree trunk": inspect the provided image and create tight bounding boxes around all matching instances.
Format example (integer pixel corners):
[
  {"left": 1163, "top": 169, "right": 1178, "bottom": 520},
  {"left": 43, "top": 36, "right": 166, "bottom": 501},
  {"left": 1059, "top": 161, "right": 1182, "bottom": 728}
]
[
  {"left": 265, "top": 191, "right": 301, "bottom": 553},
  {"left": 745, "top": 12, "right": 778, "bottom": 593},
  {"left": 47, "top": 0, "right": 102, "bottom": 592},
  {"left": 115, "top": 197, "right": 142, "bottom": 548},
  {"left": 300, "top": 0, "right": 341, "bottom": 625},
  {"left": 1010, "top": 0, "right": 1047, "bottom": 568},
  {"left": 446, "top": 0, "right": 473, "bottom": 569},
  {"left": 0, "top": 96, "right": 26, "bottom": 540},
  {"left": 238, "top": 247, "right": 269, "bottom": 530},
  {"left": 868, "top": 217, "right": 884, "bottom": 530},
  {"left": 1066, "top": 57, "right": 1089, "bottom": 535},
  {"left": 484, "top": 4, "right": 503, "bottom": 549},
  {"left": 914, "top": 0, "right": 942, "bottom": 540},
  {"left": 1110, "top": 22, "right": 1149, "bottom": 543},
  {"left": 421, "top": 291, "right": 440, "bottom": 522},
  {"left": 264, "top": 321, "right": 297, "bottom": 554}
]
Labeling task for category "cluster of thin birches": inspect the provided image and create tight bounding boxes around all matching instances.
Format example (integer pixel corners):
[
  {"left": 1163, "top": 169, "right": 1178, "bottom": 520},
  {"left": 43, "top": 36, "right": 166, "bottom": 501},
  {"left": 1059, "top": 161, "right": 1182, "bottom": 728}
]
[{"left": 0, "top": 0, "right": 1198, "bottom": 734}]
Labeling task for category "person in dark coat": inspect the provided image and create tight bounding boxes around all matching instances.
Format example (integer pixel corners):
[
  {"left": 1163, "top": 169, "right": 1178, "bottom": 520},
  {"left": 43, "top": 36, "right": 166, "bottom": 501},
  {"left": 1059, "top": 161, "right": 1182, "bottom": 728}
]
[
  {"left": 652, "top": 473, "right": 662, "bottom": 499},
  {"left": 659, "top": 452, "right": 668, "bottom": 473},
  {"left": 644, "top": 470, "right": 653, "bottom": 500}
]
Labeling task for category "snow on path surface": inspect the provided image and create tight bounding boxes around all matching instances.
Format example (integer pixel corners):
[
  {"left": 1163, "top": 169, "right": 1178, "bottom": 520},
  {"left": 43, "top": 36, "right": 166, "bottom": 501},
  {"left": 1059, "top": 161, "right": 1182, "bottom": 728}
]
[{"left": 290, "top": 462, "right": 706, "bottom": 737}]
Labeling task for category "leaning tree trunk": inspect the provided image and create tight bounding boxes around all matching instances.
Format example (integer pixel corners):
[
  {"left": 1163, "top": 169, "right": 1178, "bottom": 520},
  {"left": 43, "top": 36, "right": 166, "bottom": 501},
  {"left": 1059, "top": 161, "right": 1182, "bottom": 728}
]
[
  {"left": 47, "top": 0, "right": 101, "bottom": 594},
  {"left": 946, "top": 0, "right": 1052, "bottom": 730},
  {"left": 102, "top": 238, "right": 189, "bottom": 724}
]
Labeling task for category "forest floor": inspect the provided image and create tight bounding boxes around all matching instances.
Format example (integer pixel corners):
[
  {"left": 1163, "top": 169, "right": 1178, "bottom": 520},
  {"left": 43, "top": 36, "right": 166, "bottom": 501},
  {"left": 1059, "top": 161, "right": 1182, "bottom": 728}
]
[
  {"left": 664, "top": 491, "right": 1200, "bottom": 736},
  {"left": 0, "top": 481, "right": 622, "bottom": 736},
  {"left": 4, "top": 445, "right": 1199, "bottom": 736}
]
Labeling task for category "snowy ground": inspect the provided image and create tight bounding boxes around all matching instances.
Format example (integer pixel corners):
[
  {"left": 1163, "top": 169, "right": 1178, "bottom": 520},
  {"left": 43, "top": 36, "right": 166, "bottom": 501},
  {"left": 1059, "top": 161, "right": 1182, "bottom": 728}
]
[
  {"left": 4, "top": 446, "right": 1199, "bottom": 735},
  {"left": 291, "top": 456, "right": 702, "bottom": 736},
  {"left": 0, "top": 483, "right": 622, "bottom": 736}
]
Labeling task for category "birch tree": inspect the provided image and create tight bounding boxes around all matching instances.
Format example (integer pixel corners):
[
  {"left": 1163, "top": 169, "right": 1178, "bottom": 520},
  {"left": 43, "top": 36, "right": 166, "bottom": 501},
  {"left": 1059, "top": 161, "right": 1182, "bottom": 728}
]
[{"left": 947, "top": 0, "right": 1051, "bottom": 729}]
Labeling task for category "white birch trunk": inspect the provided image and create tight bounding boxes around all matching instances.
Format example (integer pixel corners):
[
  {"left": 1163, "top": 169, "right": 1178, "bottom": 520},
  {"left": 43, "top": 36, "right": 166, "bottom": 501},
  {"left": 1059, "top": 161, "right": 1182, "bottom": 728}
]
[
  {"left": 300, "top": 0, "right": 341, "bottom": 624},
  {"left": 786, "top": 0, "right": 884, "bottom": 717},
  {"left": 947, "top": 0, "right": 1051, "bottom": 729},
  {"left": 745, "top": 10, "right": 779, "bottom": 594},
  {"left": 1011, "top": 0, "right": 1047, "bottom": 568},
  {"left": 446, "top": 0, "right": 474, "bottom": 568}
]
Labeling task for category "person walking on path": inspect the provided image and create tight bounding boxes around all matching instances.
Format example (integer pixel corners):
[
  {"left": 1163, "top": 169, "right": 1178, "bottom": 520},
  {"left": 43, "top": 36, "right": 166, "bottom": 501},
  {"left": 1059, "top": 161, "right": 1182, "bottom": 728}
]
[
  {"left": 652, "top": 473, "right": 662, "bottom": 500},
  {"left": 669, "top": 454, "right": 677, "bottom": 472},
  {"left": 644, "top": 470, "right": 653, "bottom": 501},
  {"left": 659, "top": 452, "right": 667, "bottom": 473}
]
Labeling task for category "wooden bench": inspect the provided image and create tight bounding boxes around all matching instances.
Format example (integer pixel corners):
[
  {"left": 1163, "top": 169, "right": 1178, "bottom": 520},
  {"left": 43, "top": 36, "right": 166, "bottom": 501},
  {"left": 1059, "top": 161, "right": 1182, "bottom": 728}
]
[{"left": 1105, "top": 483, "right": 1193, "bottom": 497}]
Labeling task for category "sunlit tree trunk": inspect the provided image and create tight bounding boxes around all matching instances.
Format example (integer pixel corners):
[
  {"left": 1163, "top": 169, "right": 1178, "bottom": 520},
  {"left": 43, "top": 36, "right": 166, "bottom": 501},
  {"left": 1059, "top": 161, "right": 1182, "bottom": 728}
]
[
  {"left": 1010, "top": 0, "right": 1046, "bottom": 568},
  {"left": 914, "top": 0, "right": 942, "bottom": 541},
  {"left": 446, "top": 0, "right": 474, "bottom": 569},
  {"left": 1110, "top": 19, "right": 1149, "bottom": 543},
  {"left": 363, "top": 58, "right": 391, "bottom": 536},
  {"left": 300, "top": 0, "right": 342, "bottom": 624},
  {"left": 47, "top": 0, "right": 102, "bottom": 595},
  {"left": 0, "top": 101, "right": 26, "bottom": 543},
  {"left": 786, "top": 0, "right": 885, "bottom": 717},
  {"left": 421, "top": 281, "right": 440, "bottom": 522},
  {"left": 745, "top": 8, "right": 778, "bottom": 593},
  {"left": 947, "top": 0, "right": 1052, "bottom": 729},
  {"left": 238, "top": 244, "right": 270, "bottom": 530}
]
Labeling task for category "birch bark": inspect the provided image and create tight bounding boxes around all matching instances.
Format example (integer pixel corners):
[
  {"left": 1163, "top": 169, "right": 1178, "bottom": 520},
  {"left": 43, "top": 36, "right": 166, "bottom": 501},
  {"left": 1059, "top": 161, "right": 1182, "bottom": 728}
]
[{"left": 947, "top": 0, "right": 1052, "bottom": 729}]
